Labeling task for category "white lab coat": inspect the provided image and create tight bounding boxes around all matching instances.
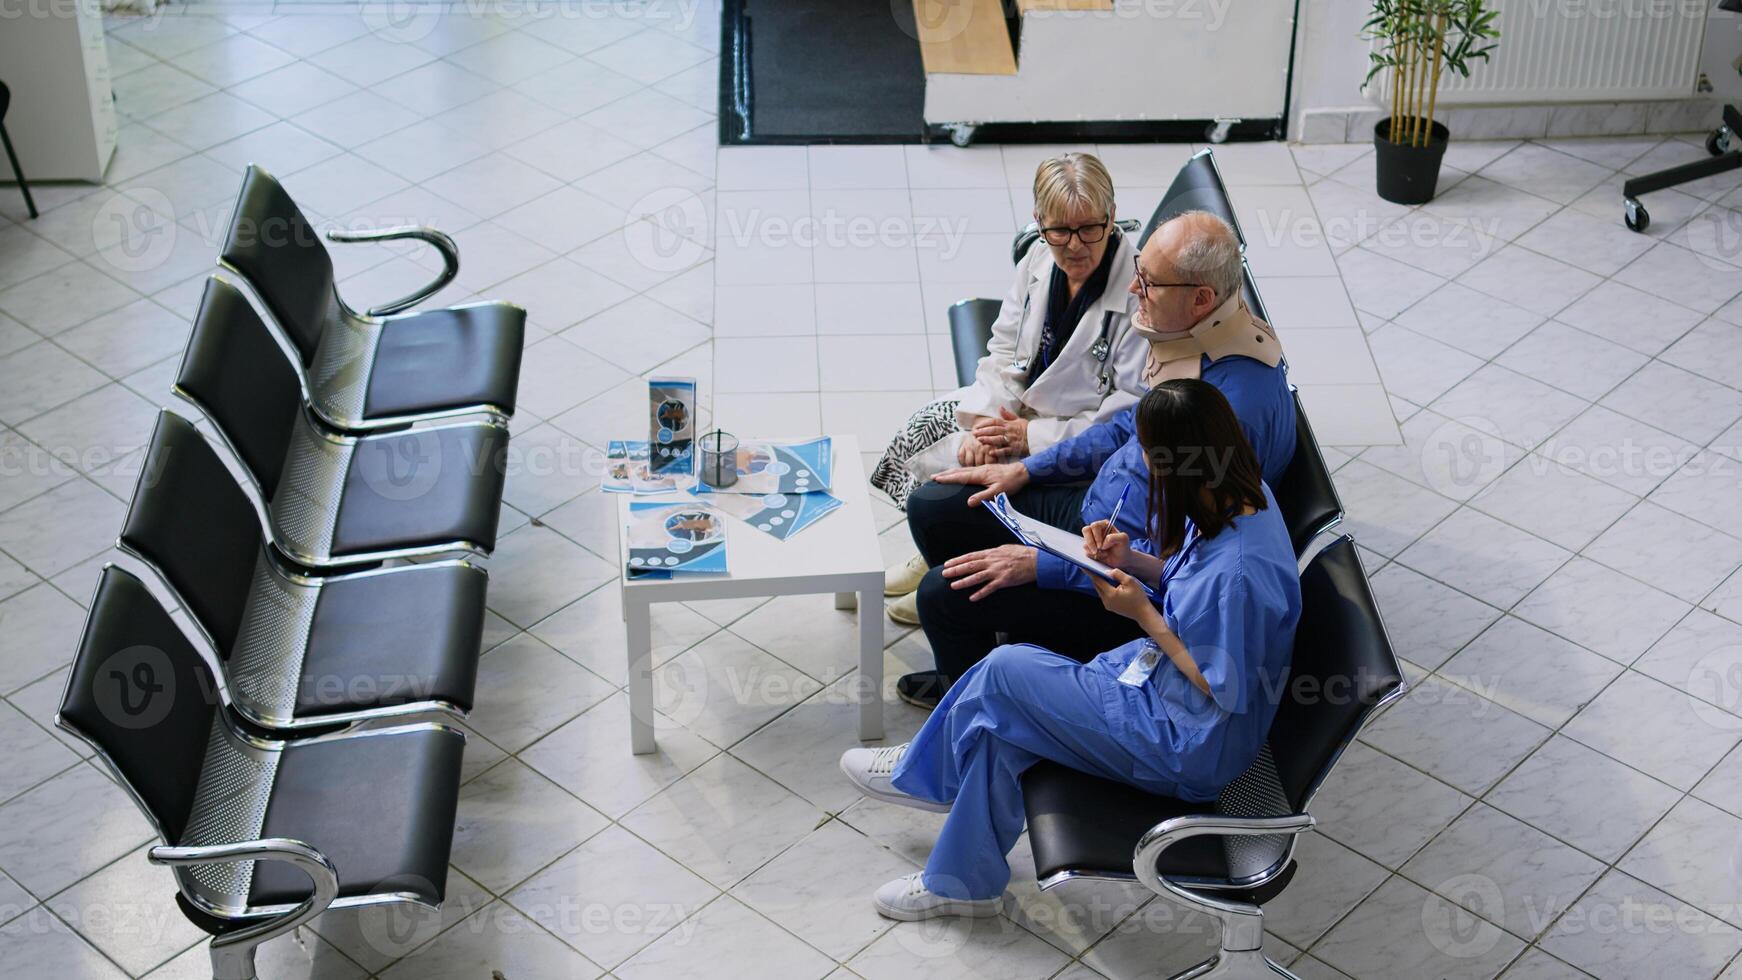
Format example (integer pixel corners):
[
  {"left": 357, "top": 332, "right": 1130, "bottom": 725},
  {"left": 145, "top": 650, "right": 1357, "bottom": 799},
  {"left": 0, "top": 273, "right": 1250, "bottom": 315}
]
[{"left": 906, "top": 233, "right": 1148, "bottom": 481}]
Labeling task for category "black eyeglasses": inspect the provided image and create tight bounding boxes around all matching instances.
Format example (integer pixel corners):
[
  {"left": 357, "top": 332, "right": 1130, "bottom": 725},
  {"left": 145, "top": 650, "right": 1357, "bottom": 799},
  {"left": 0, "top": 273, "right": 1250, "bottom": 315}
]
[
  {"left": 1037, "top": 217, "right": 1110, "bottom": 246},
  {"left": 1131, "top": 255, "right": 1200, "bottom": 299}
]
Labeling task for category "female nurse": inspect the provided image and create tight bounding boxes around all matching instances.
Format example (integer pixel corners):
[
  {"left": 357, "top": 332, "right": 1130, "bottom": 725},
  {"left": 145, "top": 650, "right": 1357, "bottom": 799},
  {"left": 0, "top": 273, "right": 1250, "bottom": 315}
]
[{"left": 839, "top": 378, "right": 1302, "bottom": 920}]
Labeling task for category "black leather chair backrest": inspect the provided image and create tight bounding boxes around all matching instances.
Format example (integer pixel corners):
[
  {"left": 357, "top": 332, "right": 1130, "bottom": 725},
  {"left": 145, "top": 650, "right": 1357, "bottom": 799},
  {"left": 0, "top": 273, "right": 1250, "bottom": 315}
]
[
  {"left": 1275, "top": 391, "right": 1344, "bottom": 558},
  {"left": 1139, "top": 151, "right": 1245, "bottom": 251},
  {"left": 124, "top": 412, "right": 267, "bottom": 658},
  {"left": 219, "top": 165, "right": 340, "bottom": 366},
  {"left": 949, "top": 299, "right": 1001, "bottom": 388},
  {"left": 1268, "top": 537, "right": 1403, "bottom": 812},
  {"left": 0, "top": 80, "right": 10, "bottom": 120},
  {"left": 57, "top": 566, "right": 222, "bottom": 845},
  {"left": 175, "top": 277, "right": 303, "bottom": 501}
]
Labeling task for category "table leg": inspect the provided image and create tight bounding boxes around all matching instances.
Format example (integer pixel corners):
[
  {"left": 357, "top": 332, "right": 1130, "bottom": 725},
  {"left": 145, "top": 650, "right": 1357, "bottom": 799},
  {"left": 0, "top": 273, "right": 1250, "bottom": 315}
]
[
  {"left": 834, "top": 591, "right": 856, "bottom": 611},
  {"left": 858, "top": 584, "right": 884, "bottom": 741},
  {"left": 626, "top": 597, "right": 656, "bottom": 754}
]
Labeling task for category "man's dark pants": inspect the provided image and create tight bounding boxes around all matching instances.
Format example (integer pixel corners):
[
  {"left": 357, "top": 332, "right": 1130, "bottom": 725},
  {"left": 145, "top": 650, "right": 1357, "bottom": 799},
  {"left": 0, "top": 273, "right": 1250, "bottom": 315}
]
[{"left": 905, "top": 480, "right": 1145, "bottom": 683}]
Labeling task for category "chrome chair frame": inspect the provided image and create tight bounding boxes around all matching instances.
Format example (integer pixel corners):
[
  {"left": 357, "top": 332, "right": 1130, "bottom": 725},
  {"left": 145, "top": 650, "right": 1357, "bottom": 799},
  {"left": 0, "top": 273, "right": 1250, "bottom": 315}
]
[
  {"left": 169, "top": 379, "right": 504, "bottom": 570},
  {"left": 1035, "top": 540, "right": 1406, "bottom": 980},
  {"left": 213, "top": 260, "right": 524, "bottom": 436},
  {"left": 56, "top": 570, "right": 465, "bottom": 980}
]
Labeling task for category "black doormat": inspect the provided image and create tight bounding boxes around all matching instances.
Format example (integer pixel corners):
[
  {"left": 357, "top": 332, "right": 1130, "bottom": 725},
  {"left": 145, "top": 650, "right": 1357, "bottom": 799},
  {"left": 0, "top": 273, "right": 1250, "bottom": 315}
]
[{"left": 720, "top": 0, "right": 930, "bottom": 144}]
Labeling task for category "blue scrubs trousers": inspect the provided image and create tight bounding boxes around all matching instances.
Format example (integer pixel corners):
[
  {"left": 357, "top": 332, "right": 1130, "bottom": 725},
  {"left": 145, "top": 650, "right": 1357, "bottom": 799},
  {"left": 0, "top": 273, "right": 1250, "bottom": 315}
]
[{"left": 890, "top": 640, "right": 1217, "bottom": 901}]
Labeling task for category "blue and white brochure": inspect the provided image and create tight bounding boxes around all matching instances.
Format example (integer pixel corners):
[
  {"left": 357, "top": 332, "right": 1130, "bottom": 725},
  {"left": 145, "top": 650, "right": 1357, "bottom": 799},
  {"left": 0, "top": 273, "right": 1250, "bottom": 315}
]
[
  {"left": 602, "top": 440, "right": 690, "bottom": 494},
  {"left": 690, "top": 436, "right": 833, "bottom": 495},
  {"left": 696, "top": 489, "right": 843, "bottom": 540},
  {"left": 626, "top": 501, "right": 727, "bottom": 579},
  {"left": 648, "top": 377, "right": 697, "bottom": 476}
]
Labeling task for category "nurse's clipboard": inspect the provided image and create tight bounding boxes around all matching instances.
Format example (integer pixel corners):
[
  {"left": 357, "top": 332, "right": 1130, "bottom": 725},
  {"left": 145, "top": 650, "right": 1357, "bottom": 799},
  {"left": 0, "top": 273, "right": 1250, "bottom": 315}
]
[{"left": 984, "top": 493, "right": 1159, "bottom": 598}]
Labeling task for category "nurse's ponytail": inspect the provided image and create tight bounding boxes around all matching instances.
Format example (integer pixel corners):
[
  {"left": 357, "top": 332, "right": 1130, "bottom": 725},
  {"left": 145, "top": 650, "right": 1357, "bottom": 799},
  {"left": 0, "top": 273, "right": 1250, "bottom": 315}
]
[{"left": 1133, "top": 379, "right": 1268, "bottom": 556}]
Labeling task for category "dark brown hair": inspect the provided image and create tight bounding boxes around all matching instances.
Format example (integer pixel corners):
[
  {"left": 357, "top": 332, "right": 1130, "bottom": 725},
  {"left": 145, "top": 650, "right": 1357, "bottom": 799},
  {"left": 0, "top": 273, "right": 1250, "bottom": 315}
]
[{"left": 1132, "top": 378, "right": 1269, "bottom": 556}]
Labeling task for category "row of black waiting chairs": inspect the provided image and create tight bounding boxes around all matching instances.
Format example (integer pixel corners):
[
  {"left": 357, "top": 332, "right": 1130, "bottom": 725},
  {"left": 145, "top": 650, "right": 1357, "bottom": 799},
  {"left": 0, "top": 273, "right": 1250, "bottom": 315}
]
[
  {"left": 949, "top": 150, "right": 1405, "bottom": 980},
  {"left": 56, "top": 165, "right": 524, "bottom": 980}
]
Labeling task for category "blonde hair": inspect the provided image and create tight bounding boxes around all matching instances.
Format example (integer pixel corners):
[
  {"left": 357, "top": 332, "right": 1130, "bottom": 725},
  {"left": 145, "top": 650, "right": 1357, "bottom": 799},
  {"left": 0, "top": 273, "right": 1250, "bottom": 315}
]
[{"left": 1032, "top": 152, "right": 1115, "bottom": 225}]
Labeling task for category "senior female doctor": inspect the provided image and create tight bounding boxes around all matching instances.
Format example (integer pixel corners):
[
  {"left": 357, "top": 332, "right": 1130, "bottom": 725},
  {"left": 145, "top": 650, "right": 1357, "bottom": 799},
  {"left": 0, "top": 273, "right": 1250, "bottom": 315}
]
[
  {"left": 875, "top": 152, "right": 1149, "bottom": 624},
  {"left": 842, "top": 378, "right": 1302, "bottom": 920}
]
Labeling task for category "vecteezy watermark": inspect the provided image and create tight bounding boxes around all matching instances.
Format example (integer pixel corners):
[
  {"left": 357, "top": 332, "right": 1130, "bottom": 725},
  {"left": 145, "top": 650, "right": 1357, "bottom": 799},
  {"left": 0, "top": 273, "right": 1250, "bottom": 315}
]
[
  {"left": 360, "top": 0, "right": 710, "bottom": 44},
  {"left": 90, "top": 188, "right": 178, "bottom": 275},
  {"left": 1686, "top": 647, "right": 1742, "bottom": 735},
  {"left": 1251, "top": 207, "right": 1504, "bottom": 262},
  {"left": 92, "top": 645, "right": 177, "bottom": 730},
  {"left": 624, "top": 189, "right": 710, "bottom": 275},
  {"left": 1422, "top": 874, "right": 1507, "bottom": 959},
  {"left": 715, "top": 207, "right": 972, "bottom": 257},
  {"left": 1514, "top": 0, "right": 1710, "bottom": 22}
]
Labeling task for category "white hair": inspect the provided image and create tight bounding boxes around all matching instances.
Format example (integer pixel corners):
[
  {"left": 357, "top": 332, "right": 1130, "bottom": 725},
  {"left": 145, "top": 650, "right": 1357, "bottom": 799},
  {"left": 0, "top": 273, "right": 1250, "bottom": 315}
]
[{"left": 1164, "top": 211, "right": 1243, "bottom": 302}]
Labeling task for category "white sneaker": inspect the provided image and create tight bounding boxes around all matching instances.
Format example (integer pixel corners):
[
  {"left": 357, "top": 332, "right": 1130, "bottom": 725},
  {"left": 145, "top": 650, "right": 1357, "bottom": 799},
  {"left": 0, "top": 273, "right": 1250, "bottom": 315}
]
[
  {"left": 839, "top": 744, "right": 950, "bottom": 812},
  {"left": 873, "top": 872, "right": 1002, "bottom": 921},
  {"left": 886, "top": 591, "right": 921, "bottom": 627},
  {"left": 884, "top": 554, "right": 929, "bottom": 596}
]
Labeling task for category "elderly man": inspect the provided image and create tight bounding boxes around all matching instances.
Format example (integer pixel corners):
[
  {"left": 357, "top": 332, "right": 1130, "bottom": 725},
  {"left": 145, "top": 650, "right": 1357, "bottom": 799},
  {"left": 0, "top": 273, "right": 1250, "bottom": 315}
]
[{"left": 894, "top": 210, "right": 1295, "bottom": 709}]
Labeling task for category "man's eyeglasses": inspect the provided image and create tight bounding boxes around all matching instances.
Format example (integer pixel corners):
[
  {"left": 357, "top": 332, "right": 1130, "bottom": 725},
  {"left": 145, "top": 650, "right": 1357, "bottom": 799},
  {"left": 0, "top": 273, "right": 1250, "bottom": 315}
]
[
  {"left": 1131, "top": 255, "right": 1200, "bottom": 299},
  {"left": 1037, "top": 218, "right": 1110, "bottom": 246}
]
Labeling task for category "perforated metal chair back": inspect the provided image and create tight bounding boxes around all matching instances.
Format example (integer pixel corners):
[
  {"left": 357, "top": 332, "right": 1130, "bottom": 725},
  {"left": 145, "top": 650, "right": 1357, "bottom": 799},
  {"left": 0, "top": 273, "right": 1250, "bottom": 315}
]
[
  {"left": 56, "top": 566, "right": 223, "bottom": 845},
  {"left": 123, "top": 411, "right": 268, "bottom": 658},
  {"left": 175, "top": 277, "right": 305, "bottom": 502},
  {"left": 219, "top": 166, "right": 339, "bottom": 366},
  {"left": 1269, "top": 536, "right": 1404, "bottom": 812}
]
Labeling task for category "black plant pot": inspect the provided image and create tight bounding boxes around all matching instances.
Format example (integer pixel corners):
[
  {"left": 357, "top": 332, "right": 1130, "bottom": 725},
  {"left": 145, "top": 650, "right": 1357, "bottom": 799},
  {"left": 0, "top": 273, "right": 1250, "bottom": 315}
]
[{"left": 1373, "top": 117, "right": 1450, "bottom": 205}]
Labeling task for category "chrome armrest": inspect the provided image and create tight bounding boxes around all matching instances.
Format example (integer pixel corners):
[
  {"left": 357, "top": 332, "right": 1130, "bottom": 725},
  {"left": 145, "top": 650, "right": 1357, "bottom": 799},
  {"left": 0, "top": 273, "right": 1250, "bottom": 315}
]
[
  {"left": 1116, "top": 217, "right": 1141, "bottom": 234},
  {"left": 150, "top": 839, "right": 340, "bottom": 977},
  {"left": 1132, "top": 813, "right": 1315, "bottom": 914},
  {"left": 325, "top": 226, "right": 459, "bottom": 317}
]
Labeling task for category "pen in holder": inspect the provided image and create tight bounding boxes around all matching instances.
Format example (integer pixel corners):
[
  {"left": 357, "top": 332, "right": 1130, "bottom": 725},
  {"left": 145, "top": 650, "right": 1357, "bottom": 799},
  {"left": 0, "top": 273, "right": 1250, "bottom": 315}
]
[{"left": 699, "top": 430, "right": 739, "bottom": 489}]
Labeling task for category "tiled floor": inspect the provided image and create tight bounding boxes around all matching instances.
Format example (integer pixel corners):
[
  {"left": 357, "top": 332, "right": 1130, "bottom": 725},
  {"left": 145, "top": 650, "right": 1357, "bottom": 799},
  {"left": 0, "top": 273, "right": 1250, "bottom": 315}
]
[{"left": 1, "top": 4, "right": 1740, "bottom": 979}]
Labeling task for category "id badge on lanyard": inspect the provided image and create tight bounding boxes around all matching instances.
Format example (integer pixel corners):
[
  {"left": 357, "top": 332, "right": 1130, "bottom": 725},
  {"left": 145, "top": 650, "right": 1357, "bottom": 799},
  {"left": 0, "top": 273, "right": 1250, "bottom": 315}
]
[{"left": 1117, "top": 641, "right": 1163, "bottom": 687}]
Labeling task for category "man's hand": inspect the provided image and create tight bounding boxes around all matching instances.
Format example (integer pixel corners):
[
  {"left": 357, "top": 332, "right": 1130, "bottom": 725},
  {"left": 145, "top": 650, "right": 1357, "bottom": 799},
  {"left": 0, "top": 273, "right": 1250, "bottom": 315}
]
[
  {"left": 971, "top": 408, "right": 1030, "bottom": 459},
  {"left": 956, "top": 435, "right": 998, "bottom": 467},
  {"left": 1092, "top": 569, "right": 1155, "bottom": 622},
  {"left": 1083, "top": 520, "right": 1131, "bottom": 567},
  {"left": 942, "top": 545, "right": 1038, "bottom": 601},
  {"left": 932, "top": 461, "right": 1030, "bottom": 507}
]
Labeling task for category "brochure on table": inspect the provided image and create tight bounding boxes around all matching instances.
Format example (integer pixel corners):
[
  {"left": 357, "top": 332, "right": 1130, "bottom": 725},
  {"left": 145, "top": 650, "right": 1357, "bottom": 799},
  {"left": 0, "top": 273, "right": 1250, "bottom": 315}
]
[
  {"left": 625, "top": 501, "right": 727, "bottom": 579},
  {"left": 689, "top": 436, "right": 833, "bottom": 496},
  {"left": 603, "top": 441, "right": 689, "bottom": 494},
  {"left": 697, "top": 489, "right": 843, "bottom": 540},
  {"left": 984, "top": 493, "right": 1158, "bottom": 598}
]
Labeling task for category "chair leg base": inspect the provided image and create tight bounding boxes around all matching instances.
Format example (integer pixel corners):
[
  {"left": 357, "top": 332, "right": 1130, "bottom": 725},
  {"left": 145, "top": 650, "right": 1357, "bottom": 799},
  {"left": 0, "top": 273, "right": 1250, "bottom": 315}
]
[
  {"left": 1170, "top": 949, "right": 1301, "bottom": 980},
  {"left": 210, "top": 939, "right": 260, "bottom": 980}
]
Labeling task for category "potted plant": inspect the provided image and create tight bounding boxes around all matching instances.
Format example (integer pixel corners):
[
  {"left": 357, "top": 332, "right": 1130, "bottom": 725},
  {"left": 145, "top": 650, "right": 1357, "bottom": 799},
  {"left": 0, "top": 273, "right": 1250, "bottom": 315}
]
[{"left": 1362, "top": 0, "right": 1500, "bottom": 204}]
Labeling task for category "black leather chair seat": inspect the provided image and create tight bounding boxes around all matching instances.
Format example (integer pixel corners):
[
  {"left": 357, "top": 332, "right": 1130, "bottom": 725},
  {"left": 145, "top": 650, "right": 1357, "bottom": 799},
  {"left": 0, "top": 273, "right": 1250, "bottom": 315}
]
[
  {"left": 331, "top": 423, "right": 509, "bottom": 559},
  {"left": 295, "top": 563, "right": 486, "bottom": 716},
  {"left": 249, "top": 726, "right": 464, "bottom": 907},
  {"left": 1022, "top": 761, "right": 1224, "bottom": 883},
  {"left": 364, "top": 304, "right": 524, "bottom": 419},
  {"left": 949, "top": 299, "right": 1001, "bottom": 388}
]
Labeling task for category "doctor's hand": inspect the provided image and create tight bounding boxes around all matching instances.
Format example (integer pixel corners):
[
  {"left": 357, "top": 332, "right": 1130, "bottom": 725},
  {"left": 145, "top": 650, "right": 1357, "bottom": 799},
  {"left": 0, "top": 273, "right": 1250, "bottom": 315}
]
[
  {"left": 971, "top": 408, "right": 1030, "bottom": 459},
  {"left": 1092, "top": 570, "right": 1154, "bottom": 622},
  {"left": 942, "top": 545, "right": 1037, "bottom": 601},
  {"left": 957, "top": 435, "right": 999, "bottom": 467},
  {"left": 1083, "top": 521, "right": 1131, "bottom": 567},
  {"left": 933, "top": 461, "right": 1030, "bottom": 508}
]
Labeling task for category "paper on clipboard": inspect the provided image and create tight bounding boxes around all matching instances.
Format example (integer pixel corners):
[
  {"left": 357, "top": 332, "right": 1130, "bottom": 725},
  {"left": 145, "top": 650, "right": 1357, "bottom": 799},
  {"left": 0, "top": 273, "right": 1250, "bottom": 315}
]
[{"left": 984, "top": 493, "right": 1158, "bottom": 598}]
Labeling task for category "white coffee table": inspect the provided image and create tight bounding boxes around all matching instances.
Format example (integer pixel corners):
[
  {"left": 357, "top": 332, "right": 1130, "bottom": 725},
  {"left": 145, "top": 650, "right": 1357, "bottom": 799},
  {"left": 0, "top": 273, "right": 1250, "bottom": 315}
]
[{"left": 616, "top": 434, "right": 885, "bottom": 754}]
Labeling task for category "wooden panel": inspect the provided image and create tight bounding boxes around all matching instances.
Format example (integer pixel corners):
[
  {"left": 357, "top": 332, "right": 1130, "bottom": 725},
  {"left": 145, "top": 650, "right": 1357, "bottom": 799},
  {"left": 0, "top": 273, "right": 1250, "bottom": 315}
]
[{"left": 912, "top": 0, "right": 1018, "bottom": 75}]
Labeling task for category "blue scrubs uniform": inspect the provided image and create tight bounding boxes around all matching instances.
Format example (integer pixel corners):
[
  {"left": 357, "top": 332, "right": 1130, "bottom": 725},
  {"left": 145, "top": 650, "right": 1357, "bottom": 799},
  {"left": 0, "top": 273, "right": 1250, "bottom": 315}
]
[
  {"left": 890, "top": 486, "right": 1302, "bottom": 901},
  {"left": 1022, "top": 354, "right": 1295, "bottom": 597}
]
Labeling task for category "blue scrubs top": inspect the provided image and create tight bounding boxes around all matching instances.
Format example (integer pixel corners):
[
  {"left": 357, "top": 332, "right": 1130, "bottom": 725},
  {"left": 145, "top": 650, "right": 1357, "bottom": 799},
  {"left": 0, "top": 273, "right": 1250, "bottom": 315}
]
[
  {"left": 1097, "top": 485, "right": 1302, "bottom": 798},
  {"left": 1022, "top": 354, "right": 1296, "bottom": 594}
]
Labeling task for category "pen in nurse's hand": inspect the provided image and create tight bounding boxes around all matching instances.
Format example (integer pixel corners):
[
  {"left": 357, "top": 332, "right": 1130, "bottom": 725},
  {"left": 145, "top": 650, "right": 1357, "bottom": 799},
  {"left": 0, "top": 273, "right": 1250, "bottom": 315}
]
[{"left": 1107, "top": 485, "right": 1129, "bottom": 532}]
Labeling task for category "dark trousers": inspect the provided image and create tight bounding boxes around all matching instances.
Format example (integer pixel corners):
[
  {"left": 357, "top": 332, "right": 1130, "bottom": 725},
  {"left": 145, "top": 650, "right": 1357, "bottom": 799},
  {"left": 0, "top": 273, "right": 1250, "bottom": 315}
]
[{"left": 905, "top": 481, "right": 1145, "bottom": 682}]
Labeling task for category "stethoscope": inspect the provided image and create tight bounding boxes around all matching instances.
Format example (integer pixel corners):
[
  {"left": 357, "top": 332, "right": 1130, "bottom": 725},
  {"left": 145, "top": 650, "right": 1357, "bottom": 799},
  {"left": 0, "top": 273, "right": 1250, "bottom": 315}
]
[{"left": 1011, "top": 299, "right": 1127, "bottom": 397}]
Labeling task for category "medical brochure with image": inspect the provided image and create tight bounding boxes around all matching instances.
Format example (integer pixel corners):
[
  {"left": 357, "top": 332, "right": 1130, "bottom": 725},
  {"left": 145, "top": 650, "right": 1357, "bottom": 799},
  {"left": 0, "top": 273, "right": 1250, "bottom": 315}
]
[
  {"left": 602, "top": 440, "right": 693, "bottom": 494},
  {"left": 648, "top": 376, "right": 697, "bottom": 475},
  {"left": 689, "top": 436, "right": 833, "bottom": 495},
  {"left": 696, "top": 489, "right": 843, "bottom": 540},
  {"left": 985, "top": 493, "right": 1157, "bottom": 598},
  {"left": 625, "top": 501, "right": 728, "bottom": 579}
]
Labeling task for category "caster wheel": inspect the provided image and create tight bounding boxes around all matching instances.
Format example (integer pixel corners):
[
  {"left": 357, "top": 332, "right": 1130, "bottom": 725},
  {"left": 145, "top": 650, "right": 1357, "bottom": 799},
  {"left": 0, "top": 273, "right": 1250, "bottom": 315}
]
[
  {"left": 1708, "top": 126, "right": 1732, "bottom": 156},
  {"left": 1624, "top": 198, "right": 1649, "bottom": 233},
  {"left": 948, "top": 124, "right": 976, "bottom": 148}
]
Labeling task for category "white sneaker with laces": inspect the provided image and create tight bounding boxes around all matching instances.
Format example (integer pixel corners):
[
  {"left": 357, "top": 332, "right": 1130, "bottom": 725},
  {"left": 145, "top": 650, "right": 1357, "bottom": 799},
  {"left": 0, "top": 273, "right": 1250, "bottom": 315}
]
[
  {"left": 874, "top": 872, "right": 1002, "bottom": 921},
  {"left": 839, "top": 744, "right": 950, "bottom": 812},
  {"left": 885, "top": 554, "right": 929, "bottom": 596}
]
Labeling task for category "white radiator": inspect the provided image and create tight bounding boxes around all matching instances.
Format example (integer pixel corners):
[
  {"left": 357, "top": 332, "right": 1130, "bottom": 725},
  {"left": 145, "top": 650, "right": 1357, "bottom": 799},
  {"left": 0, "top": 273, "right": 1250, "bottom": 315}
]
[{"left": 1381, "top": 0, "right": 1709, "bottom": 105}]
